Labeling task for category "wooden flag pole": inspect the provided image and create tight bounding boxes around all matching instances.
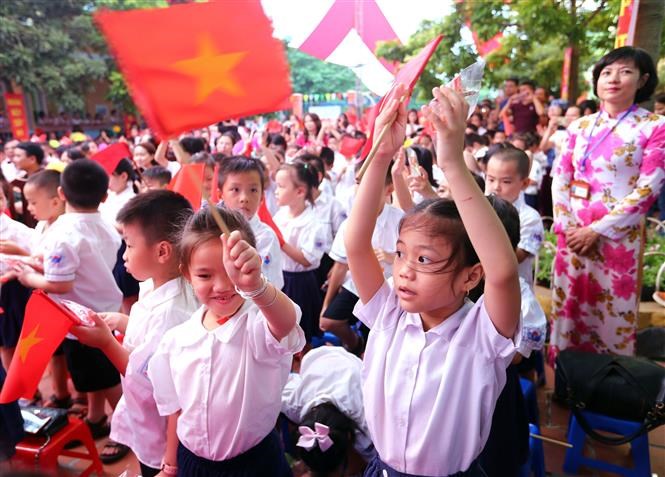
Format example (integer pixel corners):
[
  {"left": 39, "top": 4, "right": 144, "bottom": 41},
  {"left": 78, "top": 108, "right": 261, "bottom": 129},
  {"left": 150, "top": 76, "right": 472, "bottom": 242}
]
[
  {"left": 529, "top": 432, "right": 573, "bottom": 448},
  {"left": 355, "top": 95, "right": 406, "bottom": 183}
]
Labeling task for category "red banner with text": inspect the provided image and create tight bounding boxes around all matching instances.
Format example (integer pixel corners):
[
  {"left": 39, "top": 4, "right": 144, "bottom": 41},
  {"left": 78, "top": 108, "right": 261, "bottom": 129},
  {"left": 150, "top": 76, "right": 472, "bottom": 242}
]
[
  {"left": 4, "top": 93, "right": 30, "bottom": 141},
  {"left": 615, "top": 0, "right": 639, "bottom": 48}
]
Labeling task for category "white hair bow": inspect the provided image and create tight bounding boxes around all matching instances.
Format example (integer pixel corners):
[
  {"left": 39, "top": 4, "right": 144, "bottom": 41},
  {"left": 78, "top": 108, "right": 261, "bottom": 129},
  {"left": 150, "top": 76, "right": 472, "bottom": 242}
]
[{"left": 296, "top": 422, "right": 334, "bottom": 452}]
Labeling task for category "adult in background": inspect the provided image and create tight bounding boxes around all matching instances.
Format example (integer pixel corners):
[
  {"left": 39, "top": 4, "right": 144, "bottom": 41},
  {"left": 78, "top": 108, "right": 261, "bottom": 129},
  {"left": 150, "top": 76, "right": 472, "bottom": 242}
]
[{"left": 550, "top": 47, "right": 665, "bottom": 363}]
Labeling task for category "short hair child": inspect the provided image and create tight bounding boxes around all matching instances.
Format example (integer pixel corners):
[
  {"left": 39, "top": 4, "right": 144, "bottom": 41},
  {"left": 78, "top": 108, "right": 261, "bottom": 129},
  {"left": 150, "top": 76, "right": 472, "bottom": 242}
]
[
  {"left": 72, "top": 190, "right": 196, "bottom": 473},
  {"left": 19, "top": 158, "right": 123, "bottom": 436},
  {"left": 217, "top": 156, "right": 284, "bottom": 289},
  {"left": 485, "top": 145, "right": 544, "bottom": 286},
  {"left": 142, "top": 166, "right": 172, "bottom": 190},
  {"left": 148, "top": 205, "right": 305, "bottom": 476}
]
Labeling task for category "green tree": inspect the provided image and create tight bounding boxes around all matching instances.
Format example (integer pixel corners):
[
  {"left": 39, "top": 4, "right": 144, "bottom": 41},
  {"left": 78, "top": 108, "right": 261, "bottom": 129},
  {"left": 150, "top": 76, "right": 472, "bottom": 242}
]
[
  {"left": 287, "top": 46, "right": 360, "bottom": 94},
  {"left": 376, "top": 0, "right": 644, "bottom": 103},
  {"left": 0, "top": 0, "right": 107, "bottom": 111}
]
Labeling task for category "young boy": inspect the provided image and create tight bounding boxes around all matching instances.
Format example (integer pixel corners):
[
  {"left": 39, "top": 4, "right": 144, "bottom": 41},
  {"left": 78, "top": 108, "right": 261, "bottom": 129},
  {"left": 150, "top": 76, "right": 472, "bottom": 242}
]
[
  {"left": 72, "top": 190, "right": 197, "bottom": 475},
  {"left": 142, "top": 166, "right": 172, "bottom": 191},
  {"left": 320, "top": 169, "right": 402, "bottom": 352},
  {"left": 16, "top": 159, "right": 123, "bottom": 438},
  {"left": 217, "top": 156, "right": 284, "bottom": 289},
  {"left": 484, "top": 145, "right": 544, "bottom": 286}
]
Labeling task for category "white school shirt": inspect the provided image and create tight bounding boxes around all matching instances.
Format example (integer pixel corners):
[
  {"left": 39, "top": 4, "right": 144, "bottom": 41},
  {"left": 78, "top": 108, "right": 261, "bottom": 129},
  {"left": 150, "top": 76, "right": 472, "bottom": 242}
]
[
  {"left": 99, "top": 183, "right": 136, "bottom": 228},
  {"left": 353, "top": 280, "right": 519, "bottom": 476},
  {"left": 274, "top": 205, "right": 329, "bottom": 272},
  {"left": 0, "top": 213, "right": 34, "bottom": 246},
  {"left": 111, "top": 278, "right": 198, "bottom": 468},
  {"left": 148, "top": 301, "right": 306, "bottom": 461},
  {"left": 281, "top": 347, "right": 375, "bottom": 461},
  {"left": 525, "top": 152, "right": 546, "bottom": 196},
  {"left": 248, "top": 214, "right": 284, "bottom": 290},
  {"left": 313, "top": 193, "right": 347, "bottom": 248},
  {"left": 328, "top": 205, "right": 403, "bottom": 296},
  {"left": 264, "top": 183, "right": 279, "bottom": 217},
  {"left": 318, "top": 177, "right": 335, "bottom": 198},
  {"left": 517, "top": 277, "right": 547, "bottom": 358},
  {"left": 334, "top": 165, "right": 358, "bottom": 215},
  {"left": 43, "top": 212, "right": 122, "bottom": 313},
  {"left": 513, "top": 193, "right": 544, "bottom": 286}
]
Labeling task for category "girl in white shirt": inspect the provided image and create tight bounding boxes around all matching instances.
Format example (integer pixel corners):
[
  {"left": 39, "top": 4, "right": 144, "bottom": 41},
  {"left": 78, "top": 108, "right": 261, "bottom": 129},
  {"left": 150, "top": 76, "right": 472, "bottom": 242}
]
[
  {"left": 148, "top": 206, "right": 305, "bottom": 477},
  {"left": 273, "top": 161, "right": 329, "bottom": 341},
  {"left": 345, "top": 86, "right": 521, "bottom": 476}
]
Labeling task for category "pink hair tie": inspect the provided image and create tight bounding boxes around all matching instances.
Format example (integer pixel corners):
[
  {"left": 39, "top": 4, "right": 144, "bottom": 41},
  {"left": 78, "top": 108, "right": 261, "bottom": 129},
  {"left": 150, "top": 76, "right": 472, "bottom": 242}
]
[{"left": 296, "top": 422, "right": 334, "bottom": 452}]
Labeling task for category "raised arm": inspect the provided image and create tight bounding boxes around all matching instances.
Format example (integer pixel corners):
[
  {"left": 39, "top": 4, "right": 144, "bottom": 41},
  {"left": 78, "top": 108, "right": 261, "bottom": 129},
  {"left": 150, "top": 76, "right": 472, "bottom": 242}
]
[
  {"left": 424, "top": 86, "right": 520, "bottom": 338},
  {"left": 346, "top": 86, "right": 407, "bottom": 304}
]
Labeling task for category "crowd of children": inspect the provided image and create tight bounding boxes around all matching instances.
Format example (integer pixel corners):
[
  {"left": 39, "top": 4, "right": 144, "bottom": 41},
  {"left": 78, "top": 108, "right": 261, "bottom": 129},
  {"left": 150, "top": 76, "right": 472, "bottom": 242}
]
[{"left": 1, "top": 80, "right": 661, "bottom": 477}]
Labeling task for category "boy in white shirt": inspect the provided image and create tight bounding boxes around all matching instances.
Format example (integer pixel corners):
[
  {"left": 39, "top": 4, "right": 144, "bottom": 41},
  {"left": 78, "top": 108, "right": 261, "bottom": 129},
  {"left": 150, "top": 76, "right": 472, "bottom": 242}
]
[
  {"left": 217, "top": 156, "right": 284, "bottom": 289},
  {"left": 16, "top": 159, "right": 123, "bottom": 438},
  {"left": 320, "top": 170, "right": 403, "bottom": 352},
  {"left": 72, "top": 190, "right": 197, "bottom": 475},
  {"left": 484, "top": 145, "right": 544, "bottom": 286}
]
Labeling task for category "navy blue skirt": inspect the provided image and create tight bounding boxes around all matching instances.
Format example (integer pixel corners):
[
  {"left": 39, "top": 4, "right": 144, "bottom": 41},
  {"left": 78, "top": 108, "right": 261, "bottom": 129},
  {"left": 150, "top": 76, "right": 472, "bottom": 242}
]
[
  {"left": 282, "top": 270, "right": 322, "bottom": 341},
  {"left": 364, "top": 456, "right": 487, "bottom": 477},
  {"left": 0, "top": 279, "right": 31, "bottom": 348},
  {"left": 177, "top": 431, "right": 292, "bottom": 477}
]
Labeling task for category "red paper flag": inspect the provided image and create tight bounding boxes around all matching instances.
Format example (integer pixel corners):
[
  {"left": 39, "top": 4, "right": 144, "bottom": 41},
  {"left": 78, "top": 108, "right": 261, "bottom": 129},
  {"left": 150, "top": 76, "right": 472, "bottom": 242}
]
[
  {"left": 92, "top": 142, "right": 132, "bottom": 175},
  {"left": 0, "top": 291, "right": 76, "bottom": 403},
  {"left": 168, "top": 163, "right": 205, "bottom": 211},
  {"left": 360, "top": 35, "right": 443, "bottom": 160},
  {"left": 257, "top": 197, "right": 285, "bottom": 247},
  {"left": 210, "top": 163, "right": 220, "bottom": 204},
  {"left": 94, "top": 1, "right": 292, "bottom": 138},
  {"left": 339, "top": 136, "right": 365, "bottom": 159}
]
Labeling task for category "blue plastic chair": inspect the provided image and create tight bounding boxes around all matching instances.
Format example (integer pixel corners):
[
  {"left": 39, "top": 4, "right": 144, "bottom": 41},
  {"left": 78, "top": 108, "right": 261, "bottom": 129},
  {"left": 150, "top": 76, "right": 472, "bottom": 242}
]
[
  {"left": 563, "top": 410, "right": 651, "bottom": 477},
  {"left": 520, "top": 377, "right": 540, "bottom": 425},
  {"left": 310, "top": 331, "right": 342, "bottom": 348},
  {"left": 519, "top": 423, "right": 546, "bottom": 477}
]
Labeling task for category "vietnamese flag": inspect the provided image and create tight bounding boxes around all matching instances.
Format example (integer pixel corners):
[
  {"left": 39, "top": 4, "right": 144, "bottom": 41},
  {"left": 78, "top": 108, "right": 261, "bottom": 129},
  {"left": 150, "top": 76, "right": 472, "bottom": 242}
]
[
  {"left": 0, "top": 291, "right": 76, "bottom": 403},
  {"left": 359, "top": 35, "right": 443, "bottom": 160},
  {"left": 94, "top": 1, "right": 292, "bottom": 139},
  {"left": 168, "top": 163, "right": 206, "bottom": 211},
  {"left": 339, "top": 136, "right": 365, "bottom": 159},
  {"left": 92, "top": 142, "right": 131, "bottom": 175}
]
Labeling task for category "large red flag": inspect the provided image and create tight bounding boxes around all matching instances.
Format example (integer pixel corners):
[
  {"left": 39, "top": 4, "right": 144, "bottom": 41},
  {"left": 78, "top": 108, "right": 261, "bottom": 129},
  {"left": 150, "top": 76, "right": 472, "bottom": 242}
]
[
  {"left": 92, "top": 142, "right": 131, "bottom": 175},
  {"left": 360, "top": 35, "right": 443, "bottom": 160},
  {"left": 95, "top": 1, "right": 292, "bottom": 138},
  {"left": 0, "top": 291, "right": 77, "bottom": 403},
  {"left": 168, "top": 163, "right": 206, "bottom": 211}
]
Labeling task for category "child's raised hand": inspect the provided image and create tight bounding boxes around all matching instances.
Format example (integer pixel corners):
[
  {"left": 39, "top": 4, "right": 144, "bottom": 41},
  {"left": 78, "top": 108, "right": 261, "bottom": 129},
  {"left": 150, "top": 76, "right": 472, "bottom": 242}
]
[
  {"left": 70, "top": 312, "right": 114, "bottom": 350},
  {"left": 221, "top": 230, "right": 262, "bottom": 293},
  {"left": 421, "top": 87, "right": 468, "bottom": 153},
  {"left": 373, "top": 83, "right": 408, "bottom": 160}
]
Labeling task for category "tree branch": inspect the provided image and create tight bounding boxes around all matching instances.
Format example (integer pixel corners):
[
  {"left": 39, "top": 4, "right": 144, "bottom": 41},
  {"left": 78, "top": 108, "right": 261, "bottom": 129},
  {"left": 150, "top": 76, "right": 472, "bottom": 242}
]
[{"left": 581, "top": 0, "right": 608, "bottom": 27}]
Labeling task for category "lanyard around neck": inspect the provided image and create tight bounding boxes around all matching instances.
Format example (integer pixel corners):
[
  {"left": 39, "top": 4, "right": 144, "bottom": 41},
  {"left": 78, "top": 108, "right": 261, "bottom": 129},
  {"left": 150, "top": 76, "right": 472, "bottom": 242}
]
[{"left": 579, "top": 105, "right": 634, "bottom": 172}]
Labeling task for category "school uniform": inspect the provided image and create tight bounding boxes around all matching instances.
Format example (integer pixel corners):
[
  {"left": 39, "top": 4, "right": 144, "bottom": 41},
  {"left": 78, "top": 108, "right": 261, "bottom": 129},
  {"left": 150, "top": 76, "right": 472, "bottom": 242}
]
[
  {"left": 0, "top": 214, "right": 34, "bottom": 348},
  {"left": 354, "top": 280, "right": 520, "bottom": 476},
  {"left": 274, "top": 205, "right": 329, "bottom": 340},
  {"left": 111, "top": 278, "right": 199, "bottom": 470},
  {"left": 148, "top": 301, "right": 305, "bottom": 476},
  {"left": 324, "top": 205, "right": 403, "bottom": 323},
  {"left": 248, "top": 215, "right": 284, "bottom": 290},
  {"left": 282, "top": 347, "right": 375, "bottom": 462},
  {"left": 512, "top": 192, "right": 544, "bottom": 287},
  {"left": 44, "top": 212, "right": 122, "bottom": 392},
  {"left": 312, "top": 193, "right": 346, "bottom": 289},
  {"left": 318, "top": 177, "right": 335, "bottom": 198},
  {"left": 99, "top": 183, "right": 140, "bottom": 298},
  {"left": 334, "top": 164, "right": 358, "bottom": 216}
]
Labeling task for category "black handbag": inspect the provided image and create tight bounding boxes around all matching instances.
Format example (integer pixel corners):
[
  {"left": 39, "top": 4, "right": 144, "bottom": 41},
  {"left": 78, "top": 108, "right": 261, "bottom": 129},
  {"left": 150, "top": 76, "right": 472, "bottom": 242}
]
[
  {"left": 554, "top": 349, "right": 665, "bottom": 445},
  {"left": 20, "top": 406, "right": 69, "bottom": 437}
]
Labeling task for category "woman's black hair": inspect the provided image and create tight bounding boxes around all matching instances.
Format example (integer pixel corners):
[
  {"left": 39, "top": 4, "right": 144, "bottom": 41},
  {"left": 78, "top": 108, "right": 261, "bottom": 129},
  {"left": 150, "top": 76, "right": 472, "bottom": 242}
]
[
  {"left": 592, "top": 46, "right": 658, "bottom": 103},
  {"left": 298, "top": 403, "right": 355, "bottom": 476},
  {"left": 409, "top": 145, "right": 437, "bottom": 187},
  {"left": 113, "top": 158, "right": 136, "bottom": 181},
  {"left": 578, "top": 99, "right": 598, "bottom": 114}
]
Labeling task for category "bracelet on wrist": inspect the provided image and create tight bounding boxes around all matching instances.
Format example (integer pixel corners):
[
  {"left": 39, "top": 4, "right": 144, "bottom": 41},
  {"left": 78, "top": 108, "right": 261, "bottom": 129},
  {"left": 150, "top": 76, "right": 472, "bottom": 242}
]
[
  {"left": 234, "top": 275, "right": 268, "bottom": 300},
  {"left": 161, "top": 459, "right": 178, "bottom": 476}
]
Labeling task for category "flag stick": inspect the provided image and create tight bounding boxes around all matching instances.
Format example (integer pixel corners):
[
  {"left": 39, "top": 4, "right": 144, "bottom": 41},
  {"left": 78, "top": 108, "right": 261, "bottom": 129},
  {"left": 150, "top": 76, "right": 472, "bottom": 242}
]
[
  {"left": 355, "top": 95, "right": 406, "bottom": 183},
  {"left": 529, "top": 432, "right": 573, "bottom": 448}
]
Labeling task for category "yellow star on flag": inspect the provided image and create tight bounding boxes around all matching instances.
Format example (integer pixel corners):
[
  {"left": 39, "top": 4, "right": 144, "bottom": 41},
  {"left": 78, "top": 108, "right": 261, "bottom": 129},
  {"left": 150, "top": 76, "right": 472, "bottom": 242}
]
[
  {"left": 18, "top": 324, "right": 44, "bottom": 364},
  {"left": 171, "top": 34, "right": 247, "bottom": 104}
]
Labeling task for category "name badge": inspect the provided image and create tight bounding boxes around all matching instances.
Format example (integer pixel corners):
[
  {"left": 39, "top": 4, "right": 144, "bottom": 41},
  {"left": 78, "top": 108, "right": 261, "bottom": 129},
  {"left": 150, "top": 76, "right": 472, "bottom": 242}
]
[{"left": 570, "top": 180, "right": 590, "bottom": 200}]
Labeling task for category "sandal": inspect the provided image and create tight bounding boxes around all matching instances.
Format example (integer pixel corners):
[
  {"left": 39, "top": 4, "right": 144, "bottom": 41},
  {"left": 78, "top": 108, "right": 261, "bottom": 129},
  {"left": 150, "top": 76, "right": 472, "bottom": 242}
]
[
  {"left": 43, "top": 394, "right": 73, "bottom": 409},
  {"left": 100, "top": 439, "right": 131, "bottom": 464},
  {"left": 85, "top": 414, "right": 111, "bottom": 440},
  {"left": 67, "top": 396, "right": 88, "bottom": 418}
]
